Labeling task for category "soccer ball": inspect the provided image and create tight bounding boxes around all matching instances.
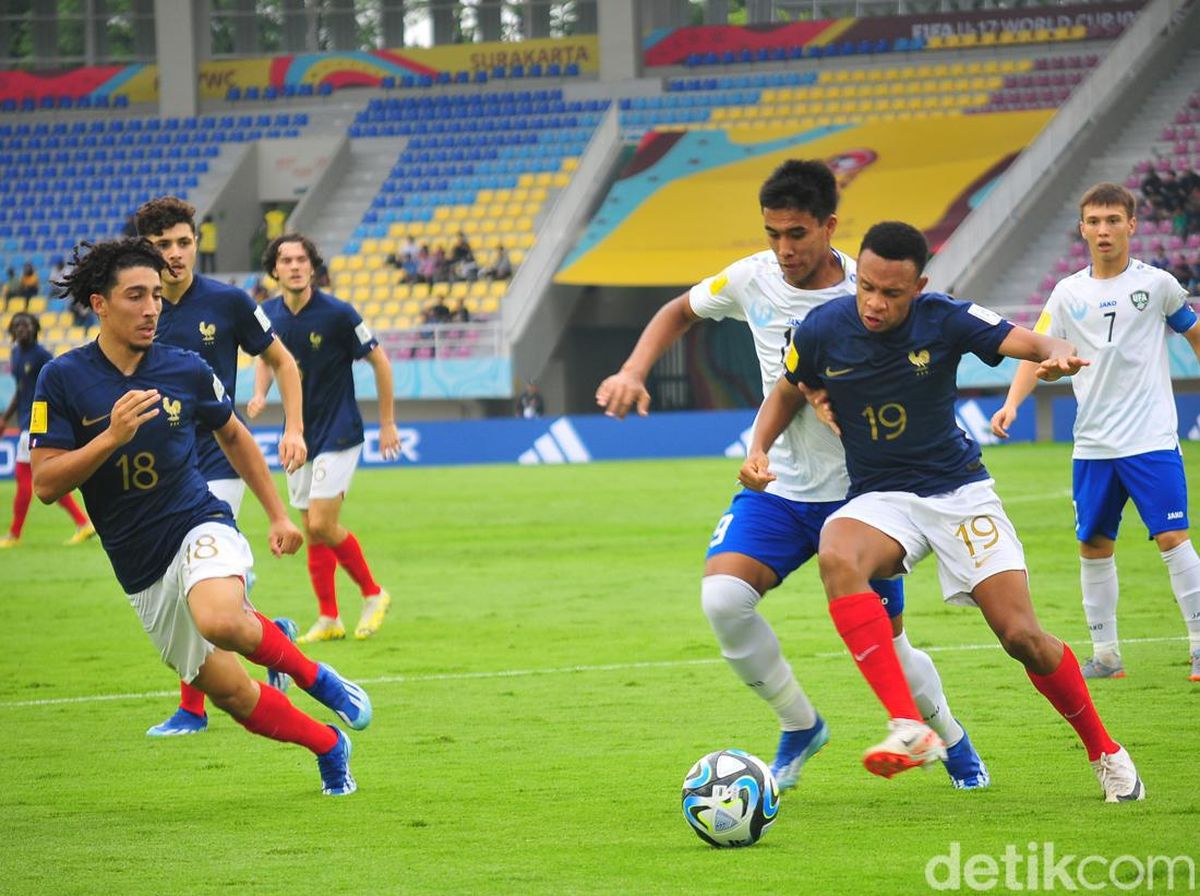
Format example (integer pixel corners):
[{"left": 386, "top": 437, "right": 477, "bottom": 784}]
[{"left": 681, "top": 749, "right": 779, "bottom": 848}]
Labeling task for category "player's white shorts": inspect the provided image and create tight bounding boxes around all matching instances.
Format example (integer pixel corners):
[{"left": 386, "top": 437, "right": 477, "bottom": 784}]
[
  {"left": 126, "top": 521, "right": 255, "bottom": 683},
  {"left": 206, "top": 477, "right": 246, "bottom": 518},
  {"left": 16, "top": 430, "right": 30, "bottom": 463},
  {"left": 825, "top": 478, "right": 1026, "bottom": 607},
  {"left": 286, "top": 444, "right": 362, "bottom": 510}
]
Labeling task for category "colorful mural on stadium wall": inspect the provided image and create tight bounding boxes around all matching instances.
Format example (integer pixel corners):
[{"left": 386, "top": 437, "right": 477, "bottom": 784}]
[
  {"left": 0, "top": 35, "right": 598, "bottom": 103},
  {"left": 642, "top": 0, "right": 1142, "bottom": 65},
  {"left": 554, "top": 110, "right": 1053, "bottom": 287}
]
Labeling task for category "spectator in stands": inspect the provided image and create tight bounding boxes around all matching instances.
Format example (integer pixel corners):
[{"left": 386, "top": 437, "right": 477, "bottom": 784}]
[
  {"left": 1158, "top": 170, "right": 1185, "bottom": 214},
  {"left": 422, "top": 297, "right": 451, "bottom": 324},
  {"left": 400, "top": 234, "right": 417, "bottom": 262},
  {"left": 2, "top": 267, "right": 19, "bottom": 304},
  {"left": 1141, "top": 167, "right": 1163, "bottom": 206},
  {"left": 431, "top": 246, "right": 450, "bottom": 283},
  {"left": 199, "top": 214, "right": 218, "bottom": 274},
  {"left": 481, "top": 245, "right": 513, "bottom": 281},
  {"left": 1188, "top": 261, "right": 1200, "bottom": 297},
  {"left": 17, "top": 263, "right": 38, "bottom": 300},
  {"left": 516, "top": 382, "right": 544, "bottom": 419},
  {"left": 1150, "top": 246, "right": 1171, "bottom": 270},
  {"left": 449, "top": 232, "right": 477, "bottom": 282},
  {"left": 1169, "top": 255, "right": 1194, "bottom": 288},
  {"left": 1184, "top": 184, "right": 1200, "bottom": 237},
  {"left": 415, "top": 244, "right": 436, "bottom": 285},
  {"left": 450, "top": 299, "right": 470, "bottom": 323}
]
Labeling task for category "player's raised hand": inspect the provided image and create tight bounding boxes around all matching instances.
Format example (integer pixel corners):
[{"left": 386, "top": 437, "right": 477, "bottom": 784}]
[
  {"left": 738, "top": 449, "right": 776, "bottom": 491},
  {"left": 1036, "top": 355, "right": 1089, "bottom": 383},
  {"left": 378, "top": 421, "right": 401, "bottom": 462},
  {"left": 799, "top": 384, "right": 840, "bottom": 437},
  {"left": 245, "top": 394, "right": 267, "bottom": 418},
  {"left": 108, "top": 389, "right": 160, "bottom": 445},
  {"left": 277, "top": 430, "right": 307, "bottom": 473},
  {"left": 595, "top": 371, "right": 651, "bottom": 419},
  {"left": 267, "top": 517, "right": 304, "bottom": 557},
  {"left": 990, "top": 405, "right": 1017, "bottom": 439}
]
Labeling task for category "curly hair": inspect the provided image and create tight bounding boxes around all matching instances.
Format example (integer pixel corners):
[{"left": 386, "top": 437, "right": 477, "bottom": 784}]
[
  {"left": 859, "top": 221, "right": 930, "bottom": 272},
  {"left": 134, "top": 195, "right": 197, "bottom": 238},
  {"left": 53, "top": 239, "right": 168, "bottom": 308},
  {"left": 261, "top": 232, "right": 324, "bottom": 278},
  {"left": 7, "top": 310, "right": 39, "bottom": 340}
]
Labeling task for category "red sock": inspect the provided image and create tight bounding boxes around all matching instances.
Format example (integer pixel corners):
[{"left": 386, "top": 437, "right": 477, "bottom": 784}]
[
  {"left": 829, "top": 592, "right": 922, "bottom": 721},
  {"left": 246, "top": 612, "right": 318, "bottom": 690},
  {"left": 235, "top": 682, "right": 338, "bottom": 755},
  {"left": 307, "top": 542, "right": 339, "bottom": 617},
  {"left": 1027, "top": 642, "right": 1119, "bottom": 761},
  {"left": 57, "top": 492, "right": 88, "bottom": 527},
  {"left": 331, "top": 531, "right": 381, "bottom": 597},
  {"left": 10, "top": 462, "right": 32, "bottom": 537},
  {"left": 179, "top": 681, "right": 207, "bottom": 716}
]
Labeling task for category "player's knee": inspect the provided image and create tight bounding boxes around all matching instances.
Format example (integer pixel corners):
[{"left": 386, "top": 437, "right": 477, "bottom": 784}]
[
  {"left": 192, "top": 610, "right": 256, "bottom": 652},
  {"left": 701, "top": 574, "right": 759, "bottom": 627},
  {"left": 817, "top": 543, "right": 859, "bottom": 591},
  {"left": 206, "top": 678, "right": 258, "bottom": 718},
  {"left": 995, "top": 622, "right": 1045, "bottom": 665},
  {"left": 305, "top": 519, "right": 339, "bottom": 545}
]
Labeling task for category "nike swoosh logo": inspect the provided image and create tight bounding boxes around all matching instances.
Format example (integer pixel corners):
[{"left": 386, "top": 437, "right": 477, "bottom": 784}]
[
  {"left": 824, "top": 366, "right": 854, "bottom": 378},
  {"left": 853, "top": 645, "right": 878, "bottom": 662},
  {"left": 81, "top": 413, "right": 110, "bottom": 427},
  {"left": 973, "top": 556, "right": 989, "bottom": 568}
]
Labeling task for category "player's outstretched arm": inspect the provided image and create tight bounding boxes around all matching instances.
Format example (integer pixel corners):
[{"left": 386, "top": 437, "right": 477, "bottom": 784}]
[
  {"left": 260, "top": 338, "right": 306, "bottom": 473},
  {"left": 246, "top": 357, "right": 274, "bottom": 419},
  {"left": 213, "top": 415, "right": 303, "bottom": 557},
  {"left": 366, "top": 345, "right": 401, "bottom": 461},
  {"left": 596, "top": 292, "right": 699, "bottom": 419},
  {"left": 997, "top": 326, "right": 1089, "bottom": 384},
  {"left": 738, "top": 377, "right": 807, "bottom": 491},
  {"left": 32, "top": 388, "right": 160, "bottom": 503}
]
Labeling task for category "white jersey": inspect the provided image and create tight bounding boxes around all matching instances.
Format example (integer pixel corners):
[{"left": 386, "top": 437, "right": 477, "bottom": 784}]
[
  {"left": 1037, "top": 259, "right": 1193, "bottom": 459},
  {"left": 689, "top": 248, "right": 853, "bottom": 502}
]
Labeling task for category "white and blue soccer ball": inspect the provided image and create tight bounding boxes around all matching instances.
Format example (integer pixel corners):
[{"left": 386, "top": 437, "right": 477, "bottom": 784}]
[{"left": 681, "top": 749, "right": 779, "bottom": 848}]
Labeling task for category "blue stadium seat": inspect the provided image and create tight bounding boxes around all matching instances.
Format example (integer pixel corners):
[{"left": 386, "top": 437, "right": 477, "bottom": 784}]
[
  {"left": 113, "top": 95, "right": 128, "bottom": 107},
  {"left": 298, "top": 83, "right": 314, "bottom": 97},
  {"left": 317, "top": 82, "right": 333, "bottom": 97},
  {"left": 226, "top": 86, "right": 242, "bottom": 101}
]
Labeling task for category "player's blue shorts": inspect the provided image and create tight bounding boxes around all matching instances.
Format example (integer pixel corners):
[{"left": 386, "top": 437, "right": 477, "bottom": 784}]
[
  {"left": 1073, "top": 449, "right": 1190, "bottom": 542},
  {"left": 706, "top": 488, "right": 905, "bottom": 618}
]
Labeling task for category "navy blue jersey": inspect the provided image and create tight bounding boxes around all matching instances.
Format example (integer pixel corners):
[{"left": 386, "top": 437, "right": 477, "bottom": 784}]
[
  {"left": 260, "top": 290, "right": 377, "bottom": 456},
  {"left": 11, "top": 341, "right": 53, "bottom": 430},
  {"left": 784, "top": 293, "right": 1014, "bottom": 497},
  {"left": 155, "top": 274, "right": 275, "bottom": 481},
  {"left": 30, "top": 342, "right": 236, "bottom": 593}
]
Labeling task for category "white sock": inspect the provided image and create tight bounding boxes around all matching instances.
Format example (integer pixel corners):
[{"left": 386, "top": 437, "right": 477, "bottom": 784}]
[
  {"left": 1162, "top": 541, "right": 1200, "bottom": 653},
  {"left": 701, "top": 574, "right": 816, "bottom": 731},
  {"left": 893, "top": 630, "right": 964, "bottom": 748},
  {"left": 1081, "top": 555, "right": 1120, "bottom": 659}
]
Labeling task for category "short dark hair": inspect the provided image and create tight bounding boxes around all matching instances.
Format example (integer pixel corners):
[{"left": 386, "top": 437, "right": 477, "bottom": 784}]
[
  {"left": 860, "top": 221, "right": 930, "bottom": 272},
  {"left": 1079, "top": 183, "right": 1135, "bottom": 219},
  {"left": 134, "top": 196, "right": 197, "bottom": 238},
  {"left": 53, "top": 238, "right": 167, "bottom": 307},
  {"left": 7, "top": 310, "right": 39, "bottom": 340},
  {"left": 758, "top": 160, "right": 838, "bottom": 220},
  {"left": 262, "top": 232, "right": 324, "bottom": 277}
]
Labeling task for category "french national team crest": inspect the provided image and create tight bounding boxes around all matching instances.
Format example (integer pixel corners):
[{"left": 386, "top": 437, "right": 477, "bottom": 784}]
[
  {"left": 908, "top": 349, "right": 931, "bottom": 376},
  {"left": 1130, "top": 290, "right": 1149, "bottom": 311}
]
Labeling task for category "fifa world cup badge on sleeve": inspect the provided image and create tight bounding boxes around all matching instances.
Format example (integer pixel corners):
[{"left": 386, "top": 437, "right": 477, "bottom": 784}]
[{"left": 30, "top": 400, "right": 48, "bottom": 434}]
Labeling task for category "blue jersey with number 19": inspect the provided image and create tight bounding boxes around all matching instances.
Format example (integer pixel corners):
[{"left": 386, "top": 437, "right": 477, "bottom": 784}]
[
  {"left": 784, "top": 292, "right": 1014, "bottom": 498},
  {"left": 29, "top": 341, "right": 236, "bottom": 593}
]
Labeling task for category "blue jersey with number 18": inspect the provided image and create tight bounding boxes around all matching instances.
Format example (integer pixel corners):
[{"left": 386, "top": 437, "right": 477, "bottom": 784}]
[
  {"left": 29, "top": 341, "right": 236, "bottom": 593},
  {"left": 784, "top": 292, "right": 1014, "bottom": 498}
]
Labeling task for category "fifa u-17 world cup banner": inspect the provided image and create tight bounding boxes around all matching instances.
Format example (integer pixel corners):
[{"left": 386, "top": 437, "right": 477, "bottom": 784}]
[
  {"left": 642, "top": 0, "right": 1143, "bottom": 65},
  {"left": 0, "top": 35, "right": 598, "bottom": 104}
]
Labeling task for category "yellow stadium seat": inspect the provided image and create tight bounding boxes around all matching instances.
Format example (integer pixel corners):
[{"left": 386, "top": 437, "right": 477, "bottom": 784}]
[
  {"left": 515, "top": 217, "right": 534, "bottom": 233},
  {"left": 509, "top": 249, "right": 526, "bottom": 266},
  {"left": 1069, "top": 24, "right": 1086, "bottom": 39},
  {"left": 329, "top": 256, "right": 348, "bottom": 273},
  {"left": 394, "top": 284, "right": 412, "bottom": 300},
  {"left": 480, "top": 296, "right": 500, "bottom": 314},
  {"left": 464, "top": 297, "right": 481, "bottom": 314},
  {"left": 477, "top": 189, "right": 494, "bottom": 205},
  {"left": 387, "top": 224, "right": 406, "bottom": 239},
  {"left": 927, "top": 35, "right": 945, "bottom": 50},
  {"left": 434, "top": 207, "right": 451, "bottom": 221},
  {"left": 45, "top": 325, "right": 66, "bottom": 343},
  {"left": 492, "top": 189, "right": 512, "bottom": 204},
  {"left": 998, "top": 30, "right": 1016, "bottom": 45},
  {"left": 26, "top": 296, "right": 47, "bottom": 313},
  {"left": 450, "top": 206, "right": 470, "bottom": 220},
  {"left": 361, "top": 239, "right": 378, "bottom": 255},
  {"left": 363, "top": 300, "right": 382, "bottom": 318},
  {"left": 365, "top": 254, "right": 384, "bottom": 271},
  {"left": 371, "top": 269, "right": 390, "bottom": 287},
  {"left": 461, "top": 220, "right": 480, "bottom": 235},
  {"left": 346, "top": 255, "right": 364, "bottom": 271},
  {"left": 517, "top": 174, "right": 536, "bottom": 189},
  {"left": 943, "top": 35, "right": 961, "bottom": 49},
  {"left": 469, "top": 280, "right": 489, "bottom": 298},
  {"left": 334, "top": 273, "right": 353, "bottom": 291},
  {"left": 516, "top": 233, "right": 535, "bottom": 249},
  {"left": 529, "top": 187, "right": 548, "bottom": 203},
  {"left": 402, "top": 299, "right": 422, "bottom": 317},
  {"left": 959, "top": 33, "right": 978, "bottom": 48},
  {"left": 1033, "top": 28, "right": 1051, "bottom": 42},
  {"left": 450, "top": 281, "right": 469, "bottom": 298},
  {"left": 534, "top": 173, "right": 553, "bottom": 188},
  {"left": 979, "top": 32, "right": 997, "bottom": 46},
  {"left": 352, "top": 270, "right": 370, "bottom": 287},
  {"left": 552, "top": 172, "right": 570, "bottom": 188},
  {"left": 372, "top": 284, "right": 392, "bottom": 302}
]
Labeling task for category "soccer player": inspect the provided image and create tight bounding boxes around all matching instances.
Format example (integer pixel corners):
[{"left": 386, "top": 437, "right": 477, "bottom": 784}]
[
  {"left": 134, "top": 196, "right": 309, "bottom": 737},
  {"left": 596, "top": 160, "right": 989, "bottom": 791},
  {"left": 31, "top": 238, "right": 371, "bottom": 795},
  {"left": 0, "top": 311, "right": 94, "bottom": 548},
  {"left": 991, "top": 183, "right": 1200, "bottom": 683},
  {"left": 252, "top": 233, "right": 400, "bottom": 643},
  {"left": 745, "top": 220, "right": 1143, "bottom": 801}
]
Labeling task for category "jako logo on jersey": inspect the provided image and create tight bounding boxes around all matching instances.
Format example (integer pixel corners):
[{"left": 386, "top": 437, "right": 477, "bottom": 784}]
[
  {"left": 162, "top": 396, "right": 182, "bottom": 427},
  {"left": 199, "top": 321, "right": 216, "bottom": 345},
  {"left": 1167, "top": 511, "right": 1184, "bottom": 520},
  {"left": 309, "top": 332, "right": 322, "bottom": 350},
  {"left": 908, "top": 349, "right": 931, "bottom": 375},
  {"left": 518, "top": 418, "right": 592, "bottom": 465},
  {"left": 1098, "top": 300, "right": 1117, "bottom": 309},
  {"left": 1130, "top": 290, "right": 1149, "bottom": 311}
]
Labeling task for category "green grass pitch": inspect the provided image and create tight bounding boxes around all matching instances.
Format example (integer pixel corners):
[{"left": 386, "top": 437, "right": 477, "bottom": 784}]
[{"left": 1, "top": 442, "right": 1197, "bottom": 894}]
